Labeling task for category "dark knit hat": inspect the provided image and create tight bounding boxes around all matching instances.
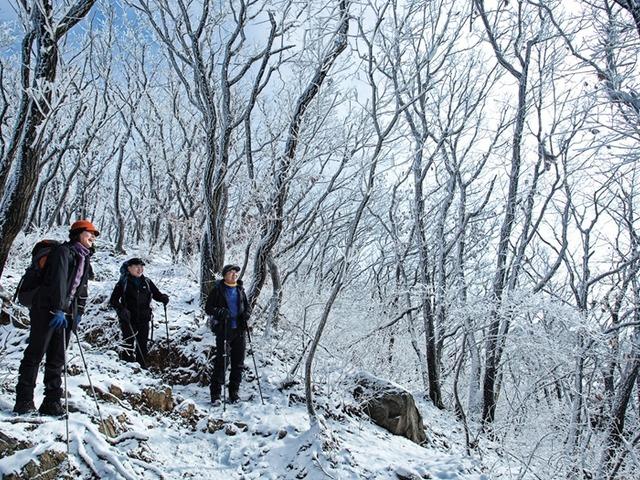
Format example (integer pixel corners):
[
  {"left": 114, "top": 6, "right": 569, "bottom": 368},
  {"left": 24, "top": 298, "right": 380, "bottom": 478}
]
[
  {"left": 222, "top": 264, "right": 241, "bottom": 276},
  {"left": 127, "top": 258, "right": 145, "bottom": 267}
]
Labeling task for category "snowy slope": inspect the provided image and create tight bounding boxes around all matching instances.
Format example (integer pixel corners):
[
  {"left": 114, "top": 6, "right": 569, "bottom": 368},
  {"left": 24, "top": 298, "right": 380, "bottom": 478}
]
[{"left": 0, "top": 244, "right": 491, "bottom": 479}]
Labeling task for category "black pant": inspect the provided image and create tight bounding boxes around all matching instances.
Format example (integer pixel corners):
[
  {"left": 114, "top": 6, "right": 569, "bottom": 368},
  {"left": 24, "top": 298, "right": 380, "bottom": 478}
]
[
  {"left": 119, "top": 319, "right": 149, "bottom": 366},
  {"left": 211, "top": 328, "right": 246, "bottom": 392},
  {"left": 15, "top": 308, "right": 72, "bottom": 403}
]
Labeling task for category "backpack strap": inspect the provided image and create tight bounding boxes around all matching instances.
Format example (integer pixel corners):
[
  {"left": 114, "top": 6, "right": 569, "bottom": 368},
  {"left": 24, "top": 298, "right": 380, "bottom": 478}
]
[{"left": 117, "top": 276, "right": 128, "bottom": 302}]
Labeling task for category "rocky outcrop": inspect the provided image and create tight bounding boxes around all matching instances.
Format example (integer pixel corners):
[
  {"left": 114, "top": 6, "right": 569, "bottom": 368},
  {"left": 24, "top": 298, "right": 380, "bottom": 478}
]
[
  {"left": 0, "top": 432, "right": 66, "bottom": 480},
  {"left": 141, "top": 386, "right": 174, "bottom": 412},
  {"left": 91, "top": 383, "right": 174, "bottom": 414},
  {"left": 353, "top": 372, "right": 427, "bottom": 446},
  {"left": 0, "top": 431, "right": 32, "bottom": 459}
]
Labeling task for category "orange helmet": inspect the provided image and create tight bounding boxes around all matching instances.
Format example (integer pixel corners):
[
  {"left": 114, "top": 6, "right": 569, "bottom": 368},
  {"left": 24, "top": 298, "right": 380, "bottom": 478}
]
[{"left": 70, "top": 219, "right": 100, "bottom": 237}]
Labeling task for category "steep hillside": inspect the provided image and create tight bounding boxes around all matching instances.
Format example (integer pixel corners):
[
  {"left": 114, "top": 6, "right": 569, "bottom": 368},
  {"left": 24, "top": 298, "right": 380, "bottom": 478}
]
[{"left": 1, "top": 247, "right": 491, "bottom": 479}]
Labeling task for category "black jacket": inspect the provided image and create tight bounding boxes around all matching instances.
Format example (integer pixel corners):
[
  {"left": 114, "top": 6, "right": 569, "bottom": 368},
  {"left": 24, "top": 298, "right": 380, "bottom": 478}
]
[
  {"left": 205, "top": 279, "right": 250, "bottom": 333},
  {"left": 33, "top": 242, "right": 93, "bottom": 316},
  {"left": 109, "top": 275, "right": 165, "bottom": 324}
]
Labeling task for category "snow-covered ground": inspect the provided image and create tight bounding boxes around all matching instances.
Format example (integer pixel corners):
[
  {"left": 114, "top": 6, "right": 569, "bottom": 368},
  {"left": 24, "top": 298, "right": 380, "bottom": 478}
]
[{"left": 0, "top": 242, "right": 494, "bottom": 479}]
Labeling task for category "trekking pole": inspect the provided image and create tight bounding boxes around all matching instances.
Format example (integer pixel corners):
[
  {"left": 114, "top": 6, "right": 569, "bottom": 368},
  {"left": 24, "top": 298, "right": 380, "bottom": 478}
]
[
  {"left": 163, "top": 304, "right": 170, "bottom": 347},
  {"left": 73, "top": 331, "right": 107, "bottom": 435},
  {"left": 150, "top": 313, "right": 155, "bottom": 344},
  {"left": 125, "top": 318, "right": 147, "bottom": 369},
  {"left": 223, "top": 318, "right": 227, "bottom": 412},
  {"left": 246, "top": 327, "right": 265, "bottom": 405},
  {"left": 62, "top": 330, "right": 70, "bottom": 456}
]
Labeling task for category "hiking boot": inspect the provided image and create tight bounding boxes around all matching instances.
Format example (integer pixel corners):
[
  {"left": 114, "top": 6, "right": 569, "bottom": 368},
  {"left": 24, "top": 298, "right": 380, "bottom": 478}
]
[
  {"left": 210, "top": 383, "right": 222, "bottom": 404},
  {"left": 13, "top": 400, "right": 36, "bottom": 414},
  {"left": 228, "top": 388, "right": 240, "bottom": 404},
  {"left": 39, "top": 399, "right": 64, "bottom": 416}
]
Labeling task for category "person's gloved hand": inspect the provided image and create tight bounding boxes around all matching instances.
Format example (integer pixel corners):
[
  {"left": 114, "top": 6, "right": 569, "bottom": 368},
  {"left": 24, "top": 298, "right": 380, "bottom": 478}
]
[
  {"left": 160, "top": 294, "right": 169, "bottom": 305},
  {"left": 49, "top": 311, "right": 66, "bottom": 330},
  {"left": 208, "top": 315, "right": 218, "bottom": 332}
]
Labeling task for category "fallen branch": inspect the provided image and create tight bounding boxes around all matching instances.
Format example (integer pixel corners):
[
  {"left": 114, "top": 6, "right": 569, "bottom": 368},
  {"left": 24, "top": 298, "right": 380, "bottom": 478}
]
[
  {"left": 0, "top": 417, "right": 49, "bottom": 425},
  {"left": 105, "top": 430, "right": 150, "bottom": 445}
]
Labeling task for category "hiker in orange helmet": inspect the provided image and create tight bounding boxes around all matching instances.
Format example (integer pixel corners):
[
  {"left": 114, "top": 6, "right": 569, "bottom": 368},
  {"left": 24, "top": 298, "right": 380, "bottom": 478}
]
[{"left": 13, "top": 220, "right": 98, "bottom": 416}]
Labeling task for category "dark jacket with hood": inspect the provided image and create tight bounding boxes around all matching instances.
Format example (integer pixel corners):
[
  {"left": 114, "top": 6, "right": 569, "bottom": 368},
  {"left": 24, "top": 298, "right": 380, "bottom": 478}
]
[
  {"left": 33, "top": 241, "right": 93, "bottom": 316},
  {"left": 205, "top": 279, "right": 250, "bottom": 334},
  {"left": 109, "top": 275, "right": 166, "bottom": 324}
]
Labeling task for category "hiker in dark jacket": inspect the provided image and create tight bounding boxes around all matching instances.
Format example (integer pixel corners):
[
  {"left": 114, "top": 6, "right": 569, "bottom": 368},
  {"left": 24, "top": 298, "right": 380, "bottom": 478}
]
[
  {"left": 205, "top": 264, "right": 251, "bottom": 403},
  {"left": 109, "top": 258, "right": 169, "bottom": 367},
  {"left": 14, "top": 220, "right": 98, "bottom": 416}
]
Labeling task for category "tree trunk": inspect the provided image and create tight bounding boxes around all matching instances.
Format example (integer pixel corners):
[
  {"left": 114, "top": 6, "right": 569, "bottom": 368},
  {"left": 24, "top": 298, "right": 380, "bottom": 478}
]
[
  {"left": 566, "top": 332, "right": 586, "bottom": 463},
  {"left": 411, "top": 143, "right": 444, "bottom": 409},
  {"left": 597, "top": 352, "right": 639, "bottom": 478},
  {"left": 0, "top": 0, "right": 97, "bottom": 276},
  {"left": 265, "top": 256, "right": 283, "bottom": 333},
  {"left": 481, "top": 45, "right": 532, "bottom": 426}
]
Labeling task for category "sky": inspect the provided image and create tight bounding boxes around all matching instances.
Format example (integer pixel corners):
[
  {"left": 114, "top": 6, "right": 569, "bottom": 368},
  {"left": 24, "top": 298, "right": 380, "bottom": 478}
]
[{"left": 0, "top": 0, "right": 17, "bottom": 22}]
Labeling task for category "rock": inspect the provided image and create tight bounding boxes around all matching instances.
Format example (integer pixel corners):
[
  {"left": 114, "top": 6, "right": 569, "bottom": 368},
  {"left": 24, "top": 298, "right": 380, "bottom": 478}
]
[
  {"left": 109, "top": 384, "right": 124, "bottom": 399},
  {"left": 277, "top": 429, "right": 288, "bottom": 440},
  {"left": 67, "top": 364, "right": 82, "bottom": 376},
  {"left": 0, "top": 431, "right": 32, "bottom": 459},
  {"left": 99, "top": 416, "right": 119, "bottom": 437},
  {"left": 353, "top": 372, "right": 427, "bottom": 445},
  {"left": 3, "top": 450, "right": 67, "bottom": 480},
  {"left": 176, "top": 400, "right": 205, "bottom": 430},
  {"left": 206, "top": 418, "right": 225, "bottom": 433},
  {"left": 177, "top": 400, "right": 197, "bottom": 419},
  {"left": 234, "top": 421, "right": 248, "bottom": 432},
  {"left": 141, "top": 386, "right": 174, "bottom": 412}
]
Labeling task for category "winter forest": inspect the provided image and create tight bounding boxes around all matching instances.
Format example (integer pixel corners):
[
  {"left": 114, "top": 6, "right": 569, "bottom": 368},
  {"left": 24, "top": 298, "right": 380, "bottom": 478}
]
[{"left": 0, "top": 0, "right": 639, "bottom": 478}]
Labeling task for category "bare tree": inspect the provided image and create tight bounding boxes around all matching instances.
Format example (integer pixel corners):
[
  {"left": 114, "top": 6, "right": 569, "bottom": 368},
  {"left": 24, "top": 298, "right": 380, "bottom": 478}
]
[
  {"left": 0, "top": 0, "right": 97, "bottom": 276},
  {"left": 472, "top": 0, "right": 547, "bottom": 425},
  {"left": 132, "top": 0, "right": 294, "bottom": 302},
  {"left": 304, "top": 0, "right": 406, "bottom": 424},
  {"left": 246, "top": 0, "right": 350, "bottom": 309}
]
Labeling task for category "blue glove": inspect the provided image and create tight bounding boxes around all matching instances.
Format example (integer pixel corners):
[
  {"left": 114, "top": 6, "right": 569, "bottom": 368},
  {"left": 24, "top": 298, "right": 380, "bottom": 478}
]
[
  {"left": 49, "top": 311, "right": 67, "bottom": 330},
  {"left": 73, "top": 314, "right": 82, "bottom": 330}
]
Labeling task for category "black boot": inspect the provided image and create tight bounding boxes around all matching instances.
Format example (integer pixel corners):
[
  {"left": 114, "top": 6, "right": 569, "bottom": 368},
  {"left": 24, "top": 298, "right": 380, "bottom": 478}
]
[
  {"left": 210, "top": 382, "right": 222, "bottom": 403},
  {"left": 13, "top": 399, "right": 36, "bottom": 414},
  {"left": 39, "top": 399, "right": 64, "bottom": 416},
  {"left": 229, "top": 384, "right": 240, "bottom": 403}
]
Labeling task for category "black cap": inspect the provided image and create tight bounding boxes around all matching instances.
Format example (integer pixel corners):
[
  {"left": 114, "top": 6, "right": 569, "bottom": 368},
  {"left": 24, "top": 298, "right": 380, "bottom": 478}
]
[
  {"left": 222, "top": 264, "right": 241, "bottom": 275},
  {"left": 127, "top": 257, "right": 145, "bottom": 266}
]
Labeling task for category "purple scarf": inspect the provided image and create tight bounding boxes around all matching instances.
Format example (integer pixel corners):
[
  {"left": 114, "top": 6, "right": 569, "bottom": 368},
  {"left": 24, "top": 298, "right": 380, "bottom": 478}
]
[{"left": 69, "top": 242, "right": 90, "bottom": 299}]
